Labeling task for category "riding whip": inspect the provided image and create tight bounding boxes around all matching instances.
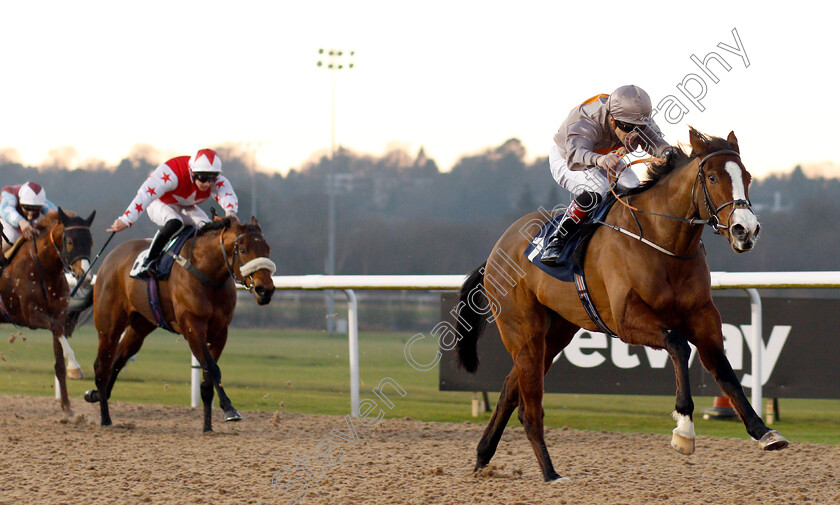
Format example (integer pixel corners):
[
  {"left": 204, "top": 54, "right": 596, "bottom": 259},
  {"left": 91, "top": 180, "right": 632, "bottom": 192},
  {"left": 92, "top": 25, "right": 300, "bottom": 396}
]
[{"left": 69, "top": 231, "right": 116, "bottom": 297}]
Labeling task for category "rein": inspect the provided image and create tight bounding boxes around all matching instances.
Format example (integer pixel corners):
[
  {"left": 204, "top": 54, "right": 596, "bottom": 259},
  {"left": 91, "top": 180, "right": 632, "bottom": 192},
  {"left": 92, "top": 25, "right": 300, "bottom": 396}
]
[
  {"left": 168, "top": 223, "right": 276, "bottom": 290},
  {"left": 600, "top": 148, "right": 749, "bottom": 258}
]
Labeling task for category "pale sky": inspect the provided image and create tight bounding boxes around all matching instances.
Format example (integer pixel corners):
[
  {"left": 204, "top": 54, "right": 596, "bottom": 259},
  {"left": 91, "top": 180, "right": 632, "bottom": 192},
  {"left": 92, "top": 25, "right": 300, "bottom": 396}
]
[{"left": 0, "top": 1, "right": 837, "bottom": 178}]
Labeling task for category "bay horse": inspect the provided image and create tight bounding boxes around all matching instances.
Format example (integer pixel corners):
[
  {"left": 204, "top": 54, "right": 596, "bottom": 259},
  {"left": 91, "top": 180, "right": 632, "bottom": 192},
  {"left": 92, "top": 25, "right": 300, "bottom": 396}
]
[
  {"left": 455, "top": 127, "right": 788, "bottom": 482},
  {"left": 0, "top": 209, "right": 96, "bottom": 413},
  {"left": 83, "top": 216, "right": 276, "bottom": 432}
]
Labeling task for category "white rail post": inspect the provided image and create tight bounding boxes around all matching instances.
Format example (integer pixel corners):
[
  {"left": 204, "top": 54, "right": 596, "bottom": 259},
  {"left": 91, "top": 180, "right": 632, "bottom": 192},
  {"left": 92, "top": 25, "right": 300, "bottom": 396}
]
[
  {"left": 191, "top": 354, "right": 201, "bottom": 407},
  {"left": 345, "top": 289, "right": 360, "bottom": 418},
  {"left": 746, "top": 288, "right": 762, "bottom": 415}
]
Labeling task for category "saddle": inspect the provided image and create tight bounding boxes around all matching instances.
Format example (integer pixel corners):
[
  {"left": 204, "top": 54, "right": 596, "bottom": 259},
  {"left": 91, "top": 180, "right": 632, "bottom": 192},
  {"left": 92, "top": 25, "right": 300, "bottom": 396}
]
[
  {"left": 524, "top": 195, "right": 617, "bottom": 282},
  {"left": 524, "top": 195, "right": 620, "bottom": 336},
  {"left": 3, "top": 236, "right": 26, "bottom": 262},
  {"left": 129, "top": 227, "right": 196, "bottom": 281}
]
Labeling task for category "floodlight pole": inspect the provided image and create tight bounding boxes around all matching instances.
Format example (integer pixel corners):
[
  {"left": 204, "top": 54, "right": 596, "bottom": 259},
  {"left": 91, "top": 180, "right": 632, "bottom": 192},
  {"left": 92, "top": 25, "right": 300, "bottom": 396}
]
[{"left": 317, "top": 48, "right": 354, "bottom": 335}]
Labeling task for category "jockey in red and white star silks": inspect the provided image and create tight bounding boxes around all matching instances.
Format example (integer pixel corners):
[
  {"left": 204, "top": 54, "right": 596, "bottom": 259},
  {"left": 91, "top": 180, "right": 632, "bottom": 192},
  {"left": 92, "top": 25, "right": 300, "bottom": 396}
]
[{"left": 107, "top": 148, "right": 239, "bottom": 274}]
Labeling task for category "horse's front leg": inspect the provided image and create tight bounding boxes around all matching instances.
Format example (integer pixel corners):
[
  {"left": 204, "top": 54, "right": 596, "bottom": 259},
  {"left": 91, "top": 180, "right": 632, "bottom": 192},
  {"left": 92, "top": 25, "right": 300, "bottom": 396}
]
[
  {"left": 619, "top": 290, "right": 698, "bottom": 454},
  {"left": 687, "top": 303, "right": 788, "bottom": 451},
  {"left": 51, "top": 331, "right": 72, "bottom": 414},
  {"left": 665, "top": 330, "right": 695, "bottom": 455},
  {"left": 57, "top": 335, "right": 84, "bottom": 379},
  {"left": 183, "top": 315, "right": 240, "bottom": 432}
]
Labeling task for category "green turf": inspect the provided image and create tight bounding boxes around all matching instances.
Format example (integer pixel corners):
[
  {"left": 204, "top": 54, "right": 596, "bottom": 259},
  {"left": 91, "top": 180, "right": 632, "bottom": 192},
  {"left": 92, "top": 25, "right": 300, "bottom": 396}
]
[{"left": 1, "top": 326, "right": 838, "bottom": 444}]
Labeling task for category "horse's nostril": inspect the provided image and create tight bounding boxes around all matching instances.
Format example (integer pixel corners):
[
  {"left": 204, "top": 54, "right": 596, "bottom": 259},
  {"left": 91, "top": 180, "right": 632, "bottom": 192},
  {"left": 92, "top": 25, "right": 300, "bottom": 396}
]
[
  {"left": 731, "top": 224, "right": 747, "bottom": 239},
  {"left": 255, "top": 286, "right": 266, "bottom": 296},
  {"left": 753, "top": 224, "right": 761, "bottom": 238}
]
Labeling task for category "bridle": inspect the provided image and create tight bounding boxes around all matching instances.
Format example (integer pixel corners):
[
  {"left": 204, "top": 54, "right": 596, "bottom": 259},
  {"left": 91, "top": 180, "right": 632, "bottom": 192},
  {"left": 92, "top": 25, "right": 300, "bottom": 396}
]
[
  {"left": 599, "top": 148, "right": 753, "bottom": 258},
  {"left": 692, "top": 149, "right": 753, "bottom": 234},
  {"left": 50, "top": 224, "right": 93, "bottom": 272},
  {"left": 29, "top": 223, "right": 92, "bottom": 300},
  {"left": 218, "top": 228, "right": 276, "bottom": 290}
]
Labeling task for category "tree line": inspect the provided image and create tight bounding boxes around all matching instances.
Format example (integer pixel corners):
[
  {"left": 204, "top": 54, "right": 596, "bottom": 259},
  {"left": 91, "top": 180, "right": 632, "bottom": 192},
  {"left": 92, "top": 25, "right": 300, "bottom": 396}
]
[{"left": 2, "top": 139, "right": 837, "bottom": 275}]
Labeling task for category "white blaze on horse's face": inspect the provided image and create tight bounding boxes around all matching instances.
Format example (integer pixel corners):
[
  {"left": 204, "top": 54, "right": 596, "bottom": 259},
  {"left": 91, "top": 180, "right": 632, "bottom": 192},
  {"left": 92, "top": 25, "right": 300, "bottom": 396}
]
[{"left": 724, "top": 161, "right": 760, "bottom": 253}]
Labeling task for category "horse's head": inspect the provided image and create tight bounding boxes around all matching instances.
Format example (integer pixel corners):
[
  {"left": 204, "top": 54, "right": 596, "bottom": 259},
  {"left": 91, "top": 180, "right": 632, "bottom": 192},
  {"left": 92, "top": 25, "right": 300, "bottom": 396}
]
[
  {"left": 689, "top": 127, "right": 760, "bottom": 253},
  {"left": 223, "top": 217, "right": 276, "bottom": 305},
  {"left": 55, "top": 208, "right": 96, "bottom": 277}
]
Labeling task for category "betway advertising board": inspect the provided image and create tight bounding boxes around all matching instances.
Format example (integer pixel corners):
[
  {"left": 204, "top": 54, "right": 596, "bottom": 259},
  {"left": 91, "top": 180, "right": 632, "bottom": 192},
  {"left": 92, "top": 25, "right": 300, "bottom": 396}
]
[{"left": 438, "top": 294, "right": 840, "bottom": 399}]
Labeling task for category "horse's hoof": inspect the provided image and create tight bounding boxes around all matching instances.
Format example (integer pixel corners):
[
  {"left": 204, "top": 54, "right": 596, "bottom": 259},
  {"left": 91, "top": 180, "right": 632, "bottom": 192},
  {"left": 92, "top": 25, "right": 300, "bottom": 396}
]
[
  {"left": 224, "top": 409, "right": 242, "bottom": 422},
  {"left": 671, "top": 433, "right": 696, "bottom": 455},
  {"left": 66, "top": 368, "right": 84, "bottom": 380},
  {"left": 84, "top": 390, "right": 99, "bottom": 403},
  {"left": 758, "top": 430, "right": 789, "bottom": 451},
  {"left": 549, "top": 475, "right": 572, "bottom": 484}
]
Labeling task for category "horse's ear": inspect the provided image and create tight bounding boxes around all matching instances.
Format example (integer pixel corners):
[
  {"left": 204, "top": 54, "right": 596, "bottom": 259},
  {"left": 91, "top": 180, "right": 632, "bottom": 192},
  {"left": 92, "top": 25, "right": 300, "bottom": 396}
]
[
  {"left": 250, "top": 216, "right": 260, "bottom": 229},
  {"left": 727, "top": 131, "right": 740, "bottom": 153},
  {"left": 85, "top": 210, "right": 96, "bottom": 227},
  {"left": 57, "top": 207, "right": 69, "bottom": 224},
  {"left": 688, "top": 126, "right": 708, "bottom": 155}
]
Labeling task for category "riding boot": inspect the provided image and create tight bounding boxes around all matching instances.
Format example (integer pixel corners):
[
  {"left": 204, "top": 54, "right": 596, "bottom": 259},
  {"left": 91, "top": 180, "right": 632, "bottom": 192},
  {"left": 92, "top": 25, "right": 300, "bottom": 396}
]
[
  {"left": 540, "top": 191, "right": 602, "bottom": 266},
  {"left": 139, "top": 219, "right": 183, "bottom": 276}
]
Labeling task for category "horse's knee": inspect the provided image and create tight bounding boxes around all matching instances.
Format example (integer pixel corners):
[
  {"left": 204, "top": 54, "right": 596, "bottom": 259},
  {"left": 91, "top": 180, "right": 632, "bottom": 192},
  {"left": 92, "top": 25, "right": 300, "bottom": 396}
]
[{"left": 665, "top": 331, "right": 691, "bottom": 361}]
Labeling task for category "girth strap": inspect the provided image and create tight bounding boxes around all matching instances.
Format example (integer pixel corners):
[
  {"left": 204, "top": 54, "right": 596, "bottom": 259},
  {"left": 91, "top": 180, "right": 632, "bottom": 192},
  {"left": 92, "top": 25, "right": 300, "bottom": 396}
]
[{"left": 574, "top": 273, "right": 618, "bottom": 338}]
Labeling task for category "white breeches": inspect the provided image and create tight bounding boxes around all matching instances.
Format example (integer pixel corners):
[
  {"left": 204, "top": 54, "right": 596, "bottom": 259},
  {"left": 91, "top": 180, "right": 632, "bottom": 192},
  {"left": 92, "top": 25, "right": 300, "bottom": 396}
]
[
  {"left": 549, "top": 144, "right": 640, "bottom": 197},
  {"left": 147, "top": 200, "right": 211, "bottom": 227}
]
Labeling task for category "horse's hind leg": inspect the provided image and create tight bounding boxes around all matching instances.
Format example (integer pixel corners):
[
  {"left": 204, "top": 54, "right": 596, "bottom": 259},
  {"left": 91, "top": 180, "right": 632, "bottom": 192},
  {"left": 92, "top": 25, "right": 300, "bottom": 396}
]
[
  {"left": 88, "top": 311, "right": 128, "bottom": 426},
  {"left": 475, "top": 316, "right": 577, "bottom": 473},
  {"left": 514, "top": 333, "right": 566, "bottom": 482},
  {"left": 475, "top": 366, "right": 520, "bottom": 471},
  {"left": 104, "top": 319, "right": 155, "bottom": 399},
  {"left": 687, "top": 304, "right": 788, "bottom": 450}
]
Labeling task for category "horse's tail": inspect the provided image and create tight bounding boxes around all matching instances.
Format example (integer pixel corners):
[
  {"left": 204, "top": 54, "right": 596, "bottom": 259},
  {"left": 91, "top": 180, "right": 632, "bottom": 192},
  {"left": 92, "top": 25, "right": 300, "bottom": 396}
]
[{"left": 456, "top": 262, "right": 488, "bottom": 374}]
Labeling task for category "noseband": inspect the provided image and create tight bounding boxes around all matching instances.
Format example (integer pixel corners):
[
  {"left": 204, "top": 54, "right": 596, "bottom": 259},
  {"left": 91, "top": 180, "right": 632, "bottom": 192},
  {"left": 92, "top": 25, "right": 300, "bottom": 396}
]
[
  {"left": 219, "top": 229, "right": 277, "bottom": 290},
  {"left": 694, "top": 150, "right": 753, "bottom": 234}
]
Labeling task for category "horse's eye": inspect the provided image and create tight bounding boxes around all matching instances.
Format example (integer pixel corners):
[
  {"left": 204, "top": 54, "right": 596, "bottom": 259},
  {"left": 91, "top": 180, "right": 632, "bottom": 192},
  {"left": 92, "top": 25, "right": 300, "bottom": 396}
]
[
  {"left": 708, "top": 174, "right": 718, "bottom": 184},
  {"left": 239, "top": 248, "right": 246, "bottom": 254}
]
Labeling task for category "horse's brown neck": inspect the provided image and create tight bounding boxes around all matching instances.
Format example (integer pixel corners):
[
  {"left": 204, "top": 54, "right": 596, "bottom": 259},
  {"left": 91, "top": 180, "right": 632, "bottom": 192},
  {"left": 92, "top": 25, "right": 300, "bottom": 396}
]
[
  {"left": 187, "top": 230, "right": 234, "bottom": 282},
  {"left": 625, "top": 159, "right": 704, "bottom": 256}
]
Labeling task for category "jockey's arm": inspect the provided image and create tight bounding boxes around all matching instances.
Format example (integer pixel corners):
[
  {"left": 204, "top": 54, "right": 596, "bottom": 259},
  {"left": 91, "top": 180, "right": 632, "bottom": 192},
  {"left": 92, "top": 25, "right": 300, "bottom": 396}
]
[
  {"left": 109, "top": 164, "right": 179, "bottom": 232},
  {"left": 631, "top": 121, "right": 671, "bottom": 158},
  {"left": 0, "top": 191, "right": 24, "bottom": 228},
  {"left": 211, "top": 175, "right": 240, "bottom": 220},
  {"left": 562, "top": 120, "right": 605, "bottom": 171}
]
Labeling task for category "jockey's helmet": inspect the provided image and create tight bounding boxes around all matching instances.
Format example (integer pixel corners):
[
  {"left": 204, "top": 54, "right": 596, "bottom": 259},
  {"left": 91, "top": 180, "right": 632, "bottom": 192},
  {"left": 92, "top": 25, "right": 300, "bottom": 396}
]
[
  {"left": 188, "top": 149, "right": 223, "bottom": 177},
  {"left": 18, "top": 182, "right": 47, "bottom": 210},
  {"left": 609, "top": 85, "right": 653, "bottom": 125}
]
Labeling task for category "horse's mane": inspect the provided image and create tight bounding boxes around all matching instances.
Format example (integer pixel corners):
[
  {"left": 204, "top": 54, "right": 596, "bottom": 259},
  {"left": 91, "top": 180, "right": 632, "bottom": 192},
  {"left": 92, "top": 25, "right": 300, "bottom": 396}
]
[
  {"left": 33, "top": 210, "right": 61, "bottom": 231},
  {"left": 195, "top": 217, "right": 259, "bottom": 237},
  {"left": 627, "top": 132, "right": 735, "bottom": 195}
]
